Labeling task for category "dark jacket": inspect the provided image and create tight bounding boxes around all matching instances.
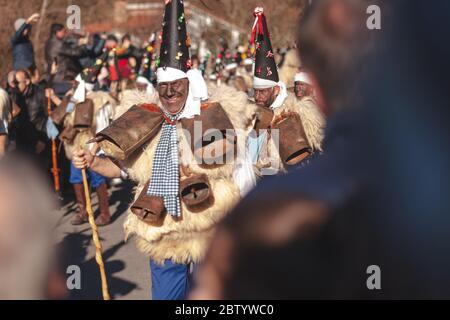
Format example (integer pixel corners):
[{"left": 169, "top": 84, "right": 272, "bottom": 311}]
[
  {"left": 11, "top": 23, "right": 35, "bottom": 71},
  {"left": 45, "top": 35, "right": 88, "bottom": 82},
  {"left": 11, "top": 84, "right": 49, "bottom": 152},
  {"left": 79, "top": 35, "right": 106, "bottom": 69}
]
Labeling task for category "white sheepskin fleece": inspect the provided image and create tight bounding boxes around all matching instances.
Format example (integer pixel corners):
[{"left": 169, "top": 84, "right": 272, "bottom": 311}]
[{"left": 118, "top": 86, "right": 257, "bottom": 264}]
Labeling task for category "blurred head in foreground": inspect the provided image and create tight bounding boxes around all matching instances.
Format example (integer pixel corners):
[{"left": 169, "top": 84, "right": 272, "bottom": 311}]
[
  {"left": 190, "top": 0, "right": 383, "bottom": 300},
  {"left": 192, "top": 0, "right": 450, "bottom": 299},
  {"left": 0, "top": 158, "right": 65, "bottom": 299}
]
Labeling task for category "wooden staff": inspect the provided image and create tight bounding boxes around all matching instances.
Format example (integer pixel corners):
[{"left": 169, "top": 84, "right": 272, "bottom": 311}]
[
  {"left": 47, "top": 96, "right": 60, "bottom": 193},
  {"left": 81, "top": 167, "right": 111, "bottom": 300}
]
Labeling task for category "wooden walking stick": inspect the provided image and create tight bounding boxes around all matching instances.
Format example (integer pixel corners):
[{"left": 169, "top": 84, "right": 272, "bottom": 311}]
[
  {"left": 47, "top": 96, "right": 61, "bottom": 193},
  {"left": 81, "top": 164, "right": 111, "bottom": 300}
]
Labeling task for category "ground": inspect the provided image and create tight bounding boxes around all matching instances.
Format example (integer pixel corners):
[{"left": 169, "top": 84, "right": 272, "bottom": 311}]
[{"left": 53, "top": 180, "right": 151, "bottom": 300}]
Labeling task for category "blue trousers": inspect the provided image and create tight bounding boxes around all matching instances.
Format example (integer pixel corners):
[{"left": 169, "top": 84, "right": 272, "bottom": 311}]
[
  {"left": 150, "top": 259, "right": 192, "bottom": 300},
  {"left": 70, "top": 163, "right": 106, "bottom": 189}
]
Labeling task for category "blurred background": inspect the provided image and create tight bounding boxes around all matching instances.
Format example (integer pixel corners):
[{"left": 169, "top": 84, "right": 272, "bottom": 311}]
[{"left": 0, "top": 0, "right": 307, "bottom": 84}]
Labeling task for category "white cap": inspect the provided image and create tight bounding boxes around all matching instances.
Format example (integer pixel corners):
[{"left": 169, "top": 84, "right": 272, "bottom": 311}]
[
  {"left": 156, "top": 67, "right": 188, "bottom": 83},
  {"left": 136, "top": 76, "right": 151, "bottom": 85},
  {"left": 14, "top": 18, "right": 26, "bottom": 31},
  {"left": 243, "top": 58, "right": 253, "bottom": 66},
  {"left": 136, "top": 76, "right": 155, "bottom": 96},
  {"left": 294, "top": 72, "right": 313, "bottom": 85},
  {"left": 225, "top": 62, "right": 238, "bottom": 71},
  {"left": 253, "top": 76, "right": 278, "bottom": 89}
]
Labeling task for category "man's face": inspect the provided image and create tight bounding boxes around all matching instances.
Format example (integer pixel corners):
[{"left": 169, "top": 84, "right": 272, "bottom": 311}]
[
  {"left": 56, "top": 28, "right": 66, "bottom": 40},
  {"left": 15, "top": 72, "right": 30, "bottom": 94},
  {"left": 227, "top": 67, "right": 237, "bottom": 77},
  {"left": 294, "top": 82, "right": 314, "bottom": 100},
  {"left": 157, "top": 78, "right": 189, "bottom": 115},
  {"left": 136, "top": 83, "right": 148, "bottom": 92},
  {"left": 122, "top": 38, "right": 131, "bottom": 48},
  {"left": 254, "top": 86, "right": 279, "bottom": 108},
  {"left": 105, "top": 40, "right": 117, "bottom": 50},
  {"left": 7, "top": 72, "right": 16, "bottom": 88}
]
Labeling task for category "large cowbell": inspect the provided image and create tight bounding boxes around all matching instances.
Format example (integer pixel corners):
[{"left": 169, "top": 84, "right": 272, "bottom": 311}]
[{"left": 180, "top": 102, "right": 237, "bottom": 168}]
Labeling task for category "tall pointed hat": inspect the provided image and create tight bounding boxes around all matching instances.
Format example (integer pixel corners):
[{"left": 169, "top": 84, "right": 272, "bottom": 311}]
[
  {"left": 139, "top": 33, "right": 157, "bottom": 81},
  {"left": 81, "top": 50, "right": 109, "bottom": 84},
  {"left": 139, "top": 45, "right": 155, "bottom": 81},
  {"left": 251, "top": 7, "right": 279, "bottom": 89},
  {"left": 156, "top": 0, "right": 192, "bottom": 82}
]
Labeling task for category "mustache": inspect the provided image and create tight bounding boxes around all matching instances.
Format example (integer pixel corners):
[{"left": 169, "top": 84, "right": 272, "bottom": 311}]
[{"left": 161, "top": 91, "right": 184, "bottom": 99}]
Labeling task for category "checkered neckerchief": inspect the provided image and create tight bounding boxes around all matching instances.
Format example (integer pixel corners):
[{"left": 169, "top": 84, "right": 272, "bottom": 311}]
[{"left": 147, "top": 112, "right": 181, "bottom": 217}]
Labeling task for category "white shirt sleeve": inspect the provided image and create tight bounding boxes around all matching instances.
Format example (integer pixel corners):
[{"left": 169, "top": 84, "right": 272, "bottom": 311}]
[{"left": 0, "top": 119, "right": 8, "bottom": 135}]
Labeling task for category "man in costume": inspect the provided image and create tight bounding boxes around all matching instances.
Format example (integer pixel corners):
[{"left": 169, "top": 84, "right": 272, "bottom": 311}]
[
  {"left": 73, "top": 0, "right": 256, "bottom": 300},
  {"left": 223, "top": 52, "right": 249, "bottom": 94},
  {"left": 247, "top": 7, "right": 325, "bottom": 179},
  {"left": 50, "top": 50, "right": 116, "bottom": 226},
  {"left": 294, "top": 70, "right": 316, "bottom": 101}
]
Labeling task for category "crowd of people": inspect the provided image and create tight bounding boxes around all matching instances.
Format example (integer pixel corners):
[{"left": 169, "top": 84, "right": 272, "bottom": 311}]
[
  {"left": 1, "top": 5, "right": 323, "bottom": 226},
  {"left": 1, "top": 0, "right": 450, "bottom": 301}
]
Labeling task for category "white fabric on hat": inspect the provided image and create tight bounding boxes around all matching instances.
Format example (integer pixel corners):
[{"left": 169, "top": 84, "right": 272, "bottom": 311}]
[
  {"left": 73, "top": 76, "right": 86, "bottom": 103},
  {"left": 294, "top": 72, "right": 313, "bottom": 85},
  {"left": 137, "top": 76, "right": 151, "bottom": 85},
  {"left": 84, "top": 83, "right": 95, "bottom": 93},
  {"left": 244, "top": 58, "right": 254, "bottom": 66},
  {"left": 14, "top": 18, "right": 26, "bottom": 31},
  {"left": 253, "top": 76, "right": 278, "bottom": 89},
  {"left": 156, "top": 67, "right": 188, "bottom": 83},
  {"left": 137, "top": 76, "right": 156, "bottom": 96},
  {"left": 179, "top": 69, "right": 208, "bottom": 119},
  {"left": 269, "top": 81, "right": 288, "bottom": 110},
  {"left": 187, "top": 69, "right": 207, "bottom": 100},
  {"left": 73, "top": 74, "right": 94, "bottom": 103},
  {"left": 225, "top": 62, "right": 238, "bottom": 71}
]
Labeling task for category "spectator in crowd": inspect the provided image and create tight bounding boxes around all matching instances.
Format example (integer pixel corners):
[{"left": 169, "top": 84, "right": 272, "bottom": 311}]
[
  {"left": 6, "top": 70, "right": 16, "bottom": 95},
  {"left": 45, "top": 23, "right": 89, "bottom": 96},
  {"left": 0, "top": 87, "right": 12, "bottom": 159},
  {"left": 12, "top": 69, "right": 49, "bottom": 165},
  {"left": 79, "top": 33, "right": 107, "bottom": 69},
  {"left": 10, "top": 13, "right": 39, "bottom": 72},
  {"left": 118, "top": 34, "right": 141, "bottom": 76}
]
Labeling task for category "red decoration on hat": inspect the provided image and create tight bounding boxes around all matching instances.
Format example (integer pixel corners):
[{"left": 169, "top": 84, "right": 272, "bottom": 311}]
[
  {"left": 256, "top": 66, "right": 262, "bottom": 75},
  {"left": 266, "top": 50, "right": 274, "bottom": 58},
  {"left": 266, "top": 67, "right": 272, "bottom": 77},
  {"left": 250, "top": 7, "right": 264, "bottom": 45}
]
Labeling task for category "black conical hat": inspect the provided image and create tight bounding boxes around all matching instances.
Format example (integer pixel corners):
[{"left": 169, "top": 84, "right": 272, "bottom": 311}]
[
  {"left": 81, "top": 50, "right": 108, "bottom": 84},
  {"left": 139, "top": 45, "right": 154, "bottom": 80},
  {"left": 158, "top": 0, "right": 191, "bottom": 73},
  {"left": 252, "top": 8, "right": 279, "bottom": 84}
]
